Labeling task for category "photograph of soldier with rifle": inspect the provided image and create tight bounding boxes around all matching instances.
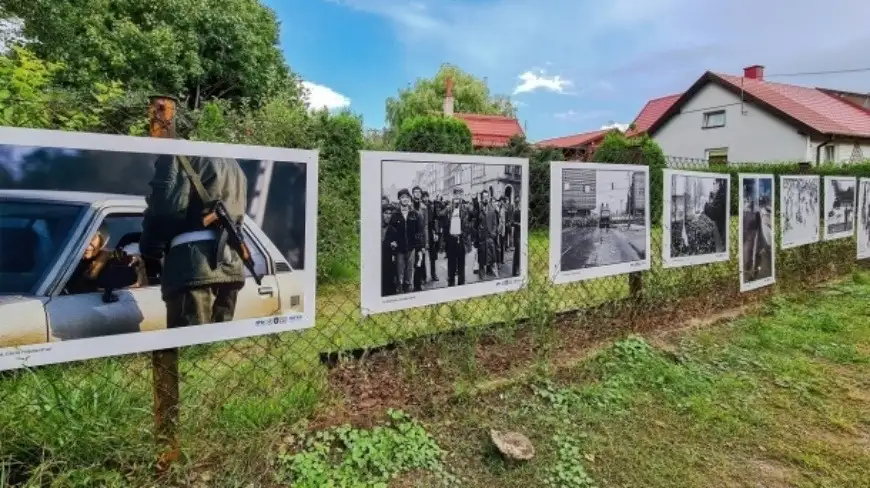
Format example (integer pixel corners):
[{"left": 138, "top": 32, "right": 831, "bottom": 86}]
[{"left": 0, "top": 127, "right": 318, "bottom": 370}]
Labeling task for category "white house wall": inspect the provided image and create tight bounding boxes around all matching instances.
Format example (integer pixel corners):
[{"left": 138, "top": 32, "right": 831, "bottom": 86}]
[
  {"left": 653, "top": 83, "right": 809, "bottom": 163},
  {"left": 808, "top": 140, "right": 870, "bottom": 164}
]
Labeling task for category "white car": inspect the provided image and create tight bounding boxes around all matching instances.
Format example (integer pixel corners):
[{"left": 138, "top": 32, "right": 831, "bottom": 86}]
[{"left": 0, "top": 190, "right": 304, "bottom": 347}]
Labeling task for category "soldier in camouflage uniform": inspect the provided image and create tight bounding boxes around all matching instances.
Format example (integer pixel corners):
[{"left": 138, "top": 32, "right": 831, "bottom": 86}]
[{"left": 140, "top": 154, "right": 248, "bottom": 328}]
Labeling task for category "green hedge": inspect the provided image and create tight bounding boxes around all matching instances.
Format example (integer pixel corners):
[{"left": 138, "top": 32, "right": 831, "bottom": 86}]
[
  {"left": 592, "top": 132, "right": 667, "bottom": 225},
  {"left": 394, "top": 115, "right": 473, "bottom": 154},
  {"left": 704, "top": 162, "right": 870, "bottom": 216}
]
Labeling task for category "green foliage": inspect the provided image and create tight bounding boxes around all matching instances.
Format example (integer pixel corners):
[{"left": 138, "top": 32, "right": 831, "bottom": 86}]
[
  {"left": 276, "top": 410, "right": 456, "bottom": 487},
  {"left": 394, "top": 114, "right": 473, "bottom": 155},
  {"left": 312, "top": 109, "right": 365, "bottom": 282},
  {"left": 386, "top": 63, "right": 515, "bottom": 131},
  {"left": 703, "top": 161, "right": 870, "bottom": 217},
  {"left": 0, "top": 46, "right": 126, "bottom": 132},
  {"left": 6, "top": 0, "right": 294, "bottom": 106},
  {"left": 479, "top": 135, "right": 565, "bottom": 229},
  {"left": 544, "top": 433, "right": 598, "bottom": 488},
  {"left": 593, "top": 132, "right": 667, "bottom": 225}
]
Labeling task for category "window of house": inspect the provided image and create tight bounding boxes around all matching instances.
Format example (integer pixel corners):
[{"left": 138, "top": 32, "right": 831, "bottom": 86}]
[
  {"left": 706, "top": 148, "right": 729, "bottom": 165},
  {"left": 703, "top": 110, "right": 726, "bottom": 129},
  {"left": 824, "top": 145, "right": 836, "bottom": 163}
]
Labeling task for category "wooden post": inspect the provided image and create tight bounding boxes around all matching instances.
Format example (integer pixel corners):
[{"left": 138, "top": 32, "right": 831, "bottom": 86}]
[{"left": 148, "top": 95, "right": 181, "bottom": 475}]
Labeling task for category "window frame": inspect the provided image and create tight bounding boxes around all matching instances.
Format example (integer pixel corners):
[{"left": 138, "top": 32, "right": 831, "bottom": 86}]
[
  {"left": 705, "top": 147, "right": 729, "bottom": 166},
  {"left": 702, "top": 110, "right": 726, "bottom": 129},
  {"left": 824, "top": 144, "right": 836, "bottom": 163}
]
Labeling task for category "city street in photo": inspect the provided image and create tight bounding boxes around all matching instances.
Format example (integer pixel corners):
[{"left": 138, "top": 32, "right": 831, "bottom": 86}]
[
  {"left": 662, "top": 169, "right": 730, "bottom": 268},
  {"left": 824, "top": 176, "right": 857, "bottom": 241},
  {"left": 739, "top": 174, "right": 775, "bottom": 292},
  {"left": 0, "top": 127, "right": 319, "bottom": 372},
  {"left": 780, "top": 175, "right": 821, "bottom": 249},
  {"left": 549, "top": 163, "right": 650, "bottom": 283},
  {"left": 858, "top": 179, "right": 870, "bottom": 259},
  {"left": 360, "top": 151, "right": 529, "bottom": 315}
]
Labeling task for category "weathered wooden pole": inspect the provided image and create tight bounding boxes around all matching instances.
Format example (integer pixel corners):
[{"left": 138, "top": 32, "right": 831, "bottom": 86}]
[{"left": 148, "top": 95, "right": 182, "bottom": 475}]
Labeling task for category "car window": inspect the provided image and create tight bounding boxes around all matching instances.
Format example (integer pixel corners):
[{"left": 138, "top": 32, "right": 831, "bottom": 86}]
[
  {"left": 0, "top": 201, "right": 85, "bottom": 295},
  {"left": 61, "top": 214, "right": 145, "bottom": 296},
  {"left": 243, "top": 228, "right": 269, "bottom": 278}
]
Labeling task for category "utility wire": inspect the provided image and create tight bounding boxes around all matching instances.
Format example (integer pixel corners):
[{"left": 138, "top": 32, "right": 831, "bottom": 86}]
[{"left": 765, "top": 67, "right": 870, "bottom": 78}]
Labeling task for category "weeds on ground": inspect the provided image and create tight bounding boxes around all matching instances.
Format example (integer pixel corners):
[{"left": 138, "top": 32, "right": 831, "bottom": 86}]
[{"left": 275, "top": 409, "right": 457, "bottom": 488}]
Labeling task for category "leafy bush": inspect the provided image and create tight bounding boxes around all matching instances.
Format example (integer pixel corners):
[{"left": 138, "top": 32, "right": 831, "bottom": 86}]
[
  {"left": 592, "top": 132, "right": 667, "bottom": 225},
  {"left": 479, "top": 135, "right": 565, "bottom": 229},
  {"left": 704, "top": 162, "right": 870, "bottom": 216},
  {"left": 394, "top": 114, "right": 473, "bottom": 154}
]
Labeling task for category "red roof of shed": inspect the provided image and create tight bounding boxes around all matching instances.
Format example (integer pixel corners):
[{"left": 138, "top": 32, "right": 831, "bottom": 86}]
[
  {"left": 454, "top": 113, "right": 525, "bottom": 147},
  {"left": 536, "top": 128, "right": 614, "bottom": 148}
]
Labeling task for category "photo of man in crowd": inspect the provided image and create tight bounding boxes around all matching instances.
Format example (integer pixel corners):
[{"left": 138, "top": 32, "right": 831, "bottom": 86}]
[{"left": 378, "top": 160, "right": 523, "bottom": 297}]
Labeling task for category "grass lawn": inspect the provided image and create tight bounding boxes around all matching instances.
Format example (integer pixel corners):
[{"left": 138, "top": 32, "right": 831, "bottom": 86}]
[{"left": 275, "top": 272, "right": 870, "bottom": 488}]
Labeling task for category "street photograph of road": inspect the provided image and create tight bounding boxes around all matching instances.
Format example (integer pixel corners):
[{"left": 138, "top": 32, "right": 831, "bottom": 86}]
[{"left": 558, "top": 165, "right": 649, "bottom": 276}]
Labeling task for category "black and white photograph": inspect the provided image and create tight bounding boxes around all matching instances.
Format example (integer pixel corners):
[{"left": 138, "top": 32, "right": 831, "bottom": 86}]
[
  {"left": 662, "top": 169, "right": 730, "bottom": 268},
  {"left": 0, "top": 127, "right": 319, "bottom": 372},
  {"left": 857, "top": 179, "right": 870, "bottom": 259},
  {"left": 824, "top": 176, "right": 857, "bottom": 241},
  {"left": 739, "top": 174, "right": 776, "bottom": 292},
  {"left": 549, "top": 163, "right": 650, "bottom": 283},
  {"left": 360, "top": 151, "right": 528, "bottom": 315},
  {"left": 780, "top": 175, "right": 821, "bottom": 249}
]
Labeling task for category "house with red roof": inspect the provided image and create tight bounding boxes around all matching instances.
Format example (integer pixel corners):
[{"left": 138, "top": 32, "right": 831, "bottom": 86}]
[
  {"left": 536, "top": 128, "right": 619, "bottom": 161},
  {"left": 628, "top": 65, "right": 870, "bottom": 165},
  {"left": 442, "top": 76, "right": 525, "bottom": 149}
]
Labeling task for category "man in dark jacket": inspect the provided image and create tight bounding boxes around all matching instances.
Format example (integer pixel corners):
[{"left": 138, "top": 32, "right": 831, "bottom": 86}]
[
  {"left": 411, "top": 186, "right": 428, "bottom": 290},
  {"left": 440, "top": 188, "right": 471, "bottom": 287},
  {"left": 390, "top": 188, "right": 422, "bottom": 293},
  {"left": 477, "top": 190, "right": 500, "bottom": 280},
  {"left": 511, "top": 196, "right": 521, "bottom": 277},
  {"left": 140, "top": 154, "right": 248, "bottom": 328},
  {"left": 422, "top": 191, "right": 440, "bottom": 282},
  {"left": 381, "top": 203, "right": 399, "bottom": 296}
]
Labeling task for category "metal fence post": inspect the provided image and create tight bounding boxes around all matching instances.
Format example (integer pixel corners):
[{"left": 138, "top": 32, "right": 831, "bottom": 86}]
[{"left": 148, "top": 95, "right": 182, "bottom": 475}]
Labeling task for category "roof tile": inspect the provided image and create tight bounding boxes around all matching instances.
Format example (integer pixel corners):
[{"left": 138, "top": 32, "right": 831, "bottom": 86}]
[
  {"left": 455, "top": 113, "right": 524, "bottom": 147},
  {"left": 536, "top": 129, "right": 612, "bottom": 148},
  {"left": 626, "top": 94, "right": 682, "bottom": 136},
  {"left": 712, "top": 73, "right": 870, "bottom": 138}
]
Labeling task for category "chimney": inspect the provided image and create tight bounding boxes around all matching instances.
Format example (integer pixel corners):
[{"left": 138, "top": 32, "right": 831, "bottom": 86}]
[
  {"left": 443, "top": 76, "right": 454, "bottom": 116},
  {"left": 743, "top": 65, "right": 765, "bottom": 80}
]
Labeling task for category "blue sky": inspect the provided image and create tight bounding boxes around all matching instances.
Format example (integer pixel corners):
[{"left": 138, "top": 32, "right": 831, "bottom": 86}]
[{"left": 266, "top": 0, "right": 870, "bottom": 141}]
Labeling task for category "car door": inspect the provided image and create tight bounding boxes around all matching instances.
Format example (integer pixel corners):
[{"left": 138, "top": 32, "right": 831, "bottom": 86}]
[
  {"left": 45, "top": 208, "right": 167, "bottom": 342},
  {"left": 230, "top": 225, "right": 282, "bottom": 321}
]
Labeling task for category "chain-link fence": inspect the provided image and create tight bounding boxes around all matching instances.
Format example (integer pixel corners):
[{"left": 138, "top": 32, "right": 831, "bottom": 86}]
[{"left": 0, "top": 99, "right": 865, "bottom": 484}]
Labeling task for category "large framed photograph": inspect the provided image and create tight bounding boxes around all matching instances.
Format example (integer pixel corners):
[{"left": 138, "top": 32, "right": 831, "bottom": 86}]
[
  {"left": 662, "top": 169, "right": 730, "bottom": 268},
  {"left": 824, "top": 176, "right": 856, "bottom": 241},
  {"left": 780, "top": 175, "right": 820, "bottom": 249},
  {"left": 858, "top": 178, "right": 870, "bottom": 260},
  {"left": 548, "top": 163, "right": 650, "bottom": 283},
  {"left": 360, "top": 151, "right": 529, "bottom": 315},
  {"left": 0, "top": 127, "right": 318, "bottom": 371},
  {"left": 739, "top": 174, "right": 776, "bottom": 292}
]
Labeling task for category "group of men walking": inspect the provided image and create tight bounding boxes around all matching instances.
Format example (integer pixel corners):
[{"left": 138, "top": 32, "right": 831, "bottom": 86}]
[{"left": 381, "top": 185, "right": 521, "bottom": 296}]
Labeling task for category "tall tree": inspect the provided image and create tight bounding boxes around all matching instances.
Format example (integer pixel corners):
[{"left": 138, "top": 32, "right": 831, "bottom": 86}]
[
  {"left": 4, "top": 0, "right": 295, "bottom": 106},
  {"left": 386, "top": 64, "right": 515, "bottom": 131}
]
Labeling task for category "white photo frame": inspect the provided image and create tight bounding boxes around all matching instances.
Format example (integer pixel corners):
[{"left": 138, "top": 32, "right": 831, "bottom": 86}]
[
  {"left": 662, "top": 169, "right": 731, "bottom": 268},
  {"left": 857, "top": 178, "right": 870, "bottom": 260},
  {"left": 548, "top": 162, "right": 651, "bottom": 284},
  {"left": 779, "top": 175, "right": 821, "bottom": 249},
  {"left": 823, "top": 176, "right": 857, "bottom": 241},
  {"left": 0, "top": 127, "right": 319, "bottom": 371},
  {"left": 360, "top": 150, "right": 529, "bottom": 315},
  {"left": 739, "top": 173, "right": 776, "bottom": 292}
]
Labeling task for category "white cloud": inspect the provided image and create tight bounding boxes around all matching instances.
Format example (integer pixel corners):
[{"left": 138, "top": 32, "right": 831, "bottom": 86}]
[
  {"left": 302, "top": 81, "right": 351, "bottom": 111},
  {"left": 513, "top": 70, "right": 573, "bottom": 95},
  {"left": 601, "top": 122, "right": 630, "bottom": 132}
]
